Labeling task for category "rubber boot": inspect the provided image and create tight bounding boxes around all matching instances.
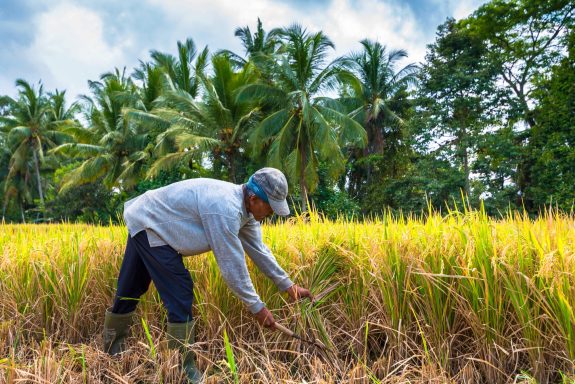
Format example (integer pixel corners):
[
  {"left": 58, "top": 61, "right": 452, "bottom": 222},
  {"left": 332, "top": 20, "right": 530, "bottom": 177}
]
[
  {"left": 103, "top": 309, "right": 134, "bottom": 355},
  {"left": 167, "top": 321, "right": 202, "bottom": 383}
]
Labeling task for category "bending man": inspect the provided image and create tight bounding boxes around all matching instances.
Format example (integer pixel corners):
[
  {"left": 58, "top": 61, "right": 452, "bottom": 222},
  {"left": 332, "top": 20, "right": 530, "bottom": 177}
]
[{"left": 102, "top": 168, "right": 312, "bottom": 382}]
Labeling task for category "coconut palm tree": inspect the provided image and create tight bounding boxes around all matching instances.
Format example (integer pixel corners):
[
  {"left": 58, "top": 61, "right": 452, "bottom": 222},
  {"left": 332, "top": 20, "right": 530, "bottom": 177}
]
[
  {"left": 339, "top": 39, "right": 418, "bottom": 192},
  {"left": 108, "top": 40, "right": 212, "bottom": 181},
  {"left": 218, "top": 18, "right": 281, "bottom": 69},
  {"left": 198, "top": 54, "right": 261, "bottom": 182},
  {"left": 127, "top": 54, "right": 258, "bottom": 183},
  {"left": 236, "top": 24, "right": 366, "bottom": 210},
  {"left": 124, "top": 78, "right": 216, "bottom": 180},
  {"left": 149, "top": 38, "right": 209, "bottom": 98},
  {"left": 51, "top": 69, "right": 151, "bottom": 192},
  {"left": 0, "top": 80, "right": 74, "bottom": 219},
  {"left": 341, "top": 40, "right": 418, "bottom": 153}
]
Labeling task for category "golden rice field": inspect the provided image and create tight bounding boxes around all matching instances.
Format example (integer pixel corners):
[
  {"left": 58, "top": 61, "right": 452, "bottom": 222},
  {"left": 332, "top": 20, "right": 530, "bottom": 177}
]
[{"left": 0, "top": 207, "right": 574, "bottom": 383}]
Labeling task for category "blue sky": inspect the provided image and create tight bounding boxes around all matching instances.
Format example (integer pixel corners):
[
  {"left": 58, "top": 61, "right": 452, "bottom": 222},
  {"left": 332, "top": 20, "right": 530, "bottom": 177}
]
[{"left": 0, "top": 0, "right": 486, "bottom": 101}]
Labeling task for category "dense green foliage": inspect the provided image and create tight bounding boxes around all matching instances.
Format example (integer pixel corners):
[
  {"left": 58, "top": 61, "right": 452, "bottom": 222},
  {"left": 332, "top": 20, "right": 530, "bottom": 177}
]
[{"left": 0, "top": 0, "right": 573, "bottom": 222}]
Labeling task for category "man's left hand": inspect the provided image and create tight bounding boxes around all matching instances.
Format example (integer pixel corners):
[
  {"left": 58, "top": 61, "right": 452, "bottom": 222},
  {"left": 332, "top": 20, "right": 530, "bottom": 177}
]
[{"left": 285, "top": 284, "right": 313, "bottom": 302}]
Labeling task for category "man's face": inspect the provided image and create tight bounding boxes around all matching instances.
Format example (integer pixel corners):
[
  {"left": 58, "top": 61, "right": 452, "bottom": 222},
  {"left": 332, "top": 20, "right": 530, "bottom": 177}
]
[{"left": 249, "top": 195, "right": 274, "bottom": 221}]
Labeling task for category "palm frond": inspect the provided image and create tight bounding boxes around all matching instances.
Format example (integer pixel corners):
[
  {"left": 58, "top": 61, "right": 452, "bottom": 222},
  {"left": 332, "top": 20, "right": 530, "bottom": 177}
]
[
  {"left": 304, "top": 152, "right": 321, "bottom": 192},
  {"left": 7, "top": 126, "right": 32, "bottom": 146},
  {"left": 146, "top": 151, "right": 194, "bottom": 178},
  {"left": 175, "top": 133, "right": 219, "bottom": 151},
  {"left": 49, "top": 143, "right": 106, "bottom": 157},
  {"left": 235, "top": 83, "right": 287, "bottom": 107},
  {"left": 315, "top": 104, "right": 367, "bottom": 148},
  {"left": 283, "top": 147, "right": 300, "bottom": 182},
  {"left": 250, "top": 108, "right": 290, "bottom": 147},
  {"left": 267, "top": 113, "right": 297, "bottom": 166},
  {"left": 125, "top": 109, "right": 171, "bottom": 132},
  {"left": 59, "top": 155, "right": 111, "bottom": 193},
  {"left": 310, "top": 107, "right": 341, "bottom": 157}
]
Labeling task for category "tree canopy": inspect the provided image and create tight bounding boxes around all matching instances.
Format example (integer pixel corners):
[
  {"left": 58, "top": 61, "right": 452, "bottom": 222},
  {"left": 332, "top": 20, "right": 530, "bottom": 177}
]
[{"left": 0, "top": 0, "right": 573, "bottom": 222}]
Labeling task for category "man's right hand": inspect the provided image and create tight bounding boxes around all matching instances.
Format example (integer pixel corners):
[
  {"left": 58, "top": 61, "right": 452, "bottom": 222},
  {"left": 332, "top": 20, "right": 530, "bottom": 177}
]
[{"left": 254, "top": 306, "right": 275, "bottom": 328}]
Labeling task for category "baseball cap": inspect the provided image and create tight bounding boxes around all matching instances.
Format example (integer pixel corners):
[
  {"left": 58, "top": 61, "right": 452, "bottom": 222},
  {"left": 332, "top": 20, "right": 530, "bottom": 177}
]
[{"left": 247, "top": 168, "right": 290, "bottom": 216}]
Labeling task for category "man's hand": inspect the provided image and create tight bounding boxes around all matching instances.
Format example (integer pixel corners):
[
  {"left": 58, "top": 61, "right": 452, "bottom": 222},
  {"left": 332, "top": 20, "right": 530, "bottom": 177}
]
[
  {"left": 285, "top": 284, "right": 314, "bottom": 302},
  {"left": 255, "top": 306, "right": 275, "bottom": 328}
]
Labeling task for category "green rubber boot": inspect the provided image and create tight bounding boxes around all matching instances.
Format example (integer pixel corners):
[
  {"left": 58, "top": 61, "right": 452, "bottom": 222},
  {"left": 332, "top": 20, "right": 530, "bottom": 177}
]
[
  {"left": 167, "top": 321, "right": 202, "bottom": 383},
  {"left": 103, "top": 309, "right": 134, "bottom": 355}
]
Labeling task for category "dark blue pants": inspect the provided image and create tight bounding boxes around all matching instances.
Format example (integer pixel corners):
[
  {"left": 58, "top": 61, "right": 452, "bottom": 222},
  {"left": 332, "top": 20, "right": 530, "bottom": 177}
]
[{"left": 111, "top": 230, "right": 194, "bottom": 323}]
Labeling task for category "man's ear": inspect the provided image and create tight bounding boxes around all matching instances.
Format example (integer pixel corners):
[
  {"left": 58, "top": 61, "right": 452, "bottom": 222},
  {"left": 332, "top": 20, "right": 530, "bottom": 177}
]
[
  {"left": 250, "top": 195, "right": 263, "bottom": 204},
  {"left": 248, "top": 194, "right": 260, "bottom": 206}
]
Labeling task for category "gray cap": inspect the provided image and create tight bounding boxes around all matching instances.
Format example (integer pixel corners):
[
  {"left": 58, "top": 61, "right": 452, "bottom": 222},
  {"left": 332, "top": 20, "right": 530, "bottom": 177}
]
[{"left": 251, "top": 167, "right": 290, "bottom": 216}]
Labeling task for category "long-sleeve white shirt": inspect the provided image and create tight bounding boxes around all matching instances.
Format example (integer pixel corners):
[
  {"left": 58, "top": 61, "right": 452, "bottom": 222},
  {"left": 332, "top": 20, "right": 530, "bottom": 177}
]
[{"left": 123, "top": 178, "right": 294, "bottom": 314}]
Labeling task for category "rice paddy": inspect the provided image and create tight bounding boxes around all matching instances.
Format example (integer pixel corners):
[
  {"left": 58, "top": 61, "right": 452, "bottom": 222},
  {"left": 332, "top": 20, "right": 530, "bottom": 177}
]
[{"left": 0, "top": 206, "right": 574, "bottom": 383}]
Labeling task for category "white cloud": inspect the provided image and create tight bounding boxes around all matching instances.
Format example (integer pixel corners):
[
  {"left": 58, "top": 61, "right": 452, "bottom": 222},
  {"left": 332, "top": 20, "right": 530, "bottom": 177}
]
[
  {"left": 1, "top": 0, "right": 488, "bottom": 101},
  {"left": 310, "top": 0, "right": 427, "bottom": 63},
  {"left": 147, "top": 0, "right": 426, "bottom": 65},
  {"left": 0, "top": 78, "right": 16, "bottom": 98},
  {"left": 452, "top": 0, "right": 483, "bottom": 19},
  {"left": 428, "top": 0, "right": 484, "bottom": 21},
  {"left": 145, "top": 0, "right": 299, "bottom": 57},
  {"left": 28, "top": 2, "right": 130, "bottom": 99}
]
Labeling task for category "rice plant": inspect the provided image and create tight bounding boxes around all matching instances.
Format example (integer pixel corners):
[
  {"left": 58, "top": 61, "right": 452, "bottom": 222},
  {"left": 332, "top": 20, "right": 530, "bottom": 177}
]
[{"left": 0, "top": 206, "right": 573, "bottom": 383}]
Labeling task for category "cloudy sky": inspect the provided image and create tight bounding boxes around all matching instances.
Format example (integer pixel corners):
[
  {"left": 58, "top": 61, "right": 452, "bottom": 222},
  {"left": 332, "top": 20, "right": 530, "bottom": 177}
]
[{"left": 1, "top": 0, "right": 486, "bottom": 101}]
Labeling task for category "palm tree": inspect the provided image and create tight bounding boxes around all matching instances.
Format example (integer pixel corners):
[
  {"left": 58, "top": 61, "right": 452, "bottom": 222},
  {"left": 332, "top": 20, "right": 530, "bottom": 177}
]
[
  {"left": 108, "top": 40, "right": 212, "bottom": 181},
  {"left": 237, "top": 24, "right": 366, "bottom": 210},
  {"left": 120, "top": 61, "right": 166, "bottom": 113},
  {"left": 341, "top": 40, "right": 418, "bottom": 154},
  {"left": 0, "top": 80, "right": 73, "bottom": 219},
  {"left": 218, "top": 18, "right": 281, "bottom": 69},
  {"left": 48, "top": 89, "right": 80, "bottom": 122},
  {"left": 51, "top": 69, "right": 151, "bottom": 192},
  {"left": 198, "top": 54, "right": 261, "bottom": 182},
  {"left": 124, "top": 81, "right": 216, "bottom": 180},
  {"left": 339, "top": 39, "right": 418, "bottom": 192},
  {"left": 127, "top": 54, "right": 258, "bottom": 183},
  {"left": 149, "top": 38, "right": 209, "bottom": 98}
]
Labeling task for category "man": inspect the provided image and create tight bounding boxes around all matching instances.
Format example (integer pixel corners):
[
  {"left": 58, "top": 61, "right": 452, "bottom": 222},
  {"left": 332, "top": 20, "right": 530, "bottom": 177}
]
[{"left": 102, "top": 167, "right": 312, "bottom": 382}]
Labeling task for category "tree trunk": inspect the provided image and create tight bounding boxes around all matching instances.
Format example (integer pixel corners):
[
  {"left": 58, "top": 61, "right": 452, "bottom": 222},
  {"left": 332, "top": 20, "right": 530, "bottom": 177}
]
[
  {"left": 300, "top": 182, "right": 308, "bottom": 213},
  {"left": 227, "top": 154, "right": 236, "bottom": 183},
  {"left": 299, "top": 146, "right": 308, "bottom": 213},
  {"left": 32, "top": 149, "right": 45, "bottom": 211},
  {"left": 212, "top": 150, "right": 224, "bottom": 180},
  {"left": 226, "top": 145, "right": 240, "bottom": 184},
  {"left": 516, "top": 96, "right": 535, "bottom": 210},
  {"left": 372, "top": 122, "right": 384, "bottom": 154},
  {"left": 364, "top": 119, "right": 385, "bottom": 184},
  {"left": 463, "top": 146, "right": 470, "bottom": 197}
]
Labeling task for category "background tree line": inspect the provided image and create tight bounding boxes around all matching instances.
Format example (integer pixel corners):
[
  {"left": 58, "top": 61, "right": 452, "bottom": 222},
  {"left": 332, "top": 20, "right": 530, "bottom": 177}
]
[{"left": 0, "top": 0, "right": 573, "bottom": 223}]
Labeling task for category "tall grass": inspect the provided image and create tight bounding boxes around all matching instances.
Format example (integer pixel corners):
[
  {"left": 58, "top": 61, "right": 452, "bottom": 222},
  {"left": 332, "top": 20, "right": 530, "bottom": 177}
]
[{"left": 0, "top": 206, "right": 574, "bottom": 383}]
